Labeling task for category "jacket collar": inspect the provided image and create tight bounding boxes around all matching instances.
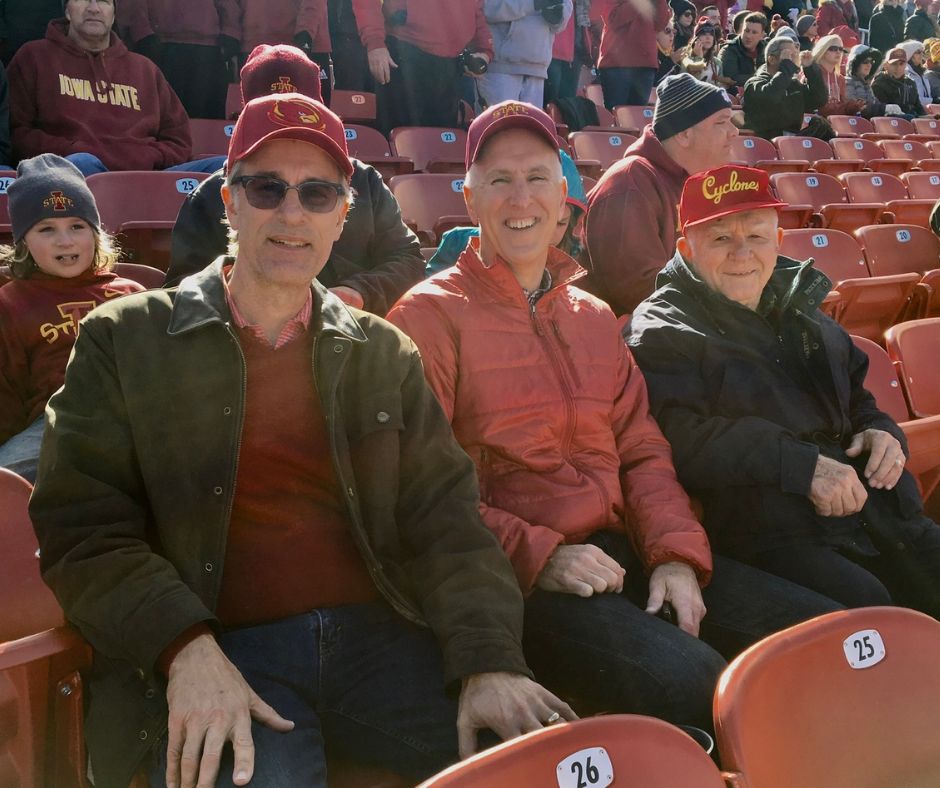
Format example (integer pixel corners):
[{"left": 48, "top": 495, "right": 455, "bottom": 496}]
[
  {"left": 630, "top": 126, "right": 688, "bottom": 180},
  {"left": 167, "top": 257, "right": 368, "bottom": 342}
]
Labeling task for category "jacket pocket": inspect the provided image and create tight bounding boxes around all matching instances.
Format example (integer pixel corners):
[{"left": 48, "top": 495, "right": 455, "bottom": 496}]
[{"left": 347, "top": 391, "right": 404, "bottom": 440}]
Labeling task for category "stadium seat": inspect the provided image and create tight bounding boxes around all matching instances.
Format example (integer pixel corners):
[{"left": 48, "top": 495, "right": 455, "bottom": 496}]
[
  {"left": 343, "top": 124, "right": 415, "bottom": 180},
  {"left": 418, "top": 715, "right": 727, "bottom": 787},
  {"left": 841, "top": 172, "right": 934, "bottom": 227},
  {"left": 872, "top": 115, "right": 915, "bottom": 137},
  {"left": 225, "top": 82, "right": 241, "bottom": 119},
  {"left": 189, "top": 118, "right": 235, "bottom": 157},
  {"left": 389, "top": 127, "right": 467, "bottom": 173},
  {"left": 901, "top": 170, "right": 940, "bottom": 199},
  {"left": 729, "top": 136, "right": 809, "bottom": 174},
  {"left": 0, "top": 170, "right": 16, "bottom": 244},
  {"left": 715, "top": 607, "right": 940, "bottom": 788},
  {"left": 774, "top": 136, "right": 863, "bottom": 176},
  {"left": 879, "top": 139, "right": 940, "bottom": 171},
  {"left": 113, "top": 262, "right": 165, "bottom": 289},
  {"left": 568, "top": 130, "right": 637, "bottom": 170},
  {"left": 856, "top": 224, "right": 940, "bottom": 317},
  {"left": 852, "top": 335, "right": 940, "bottom": 504},
  {"left": 885, "top": 317, "right": 940, "bottom": 417},
  {"left": 779, "top": 228, "right": 920, "bottom": 340},
  {"left": 612, "top": 105, "right": 655, "bottom": 135},
  {"left": 87, "top": 171, "right": 210, "bottom": 271},
  {"left": 770, "top": 172, "right": 883, "bottom": 233},
  {"left": 583, "top": 83, "right": 605, "bottom": 108},
  {"left": 830, "top": 137, "right": 909, "bottom": 177},
  {"left": 583, "top": 103, "right": 617, "bottom": 129},
  {"left": 331, "top": 90, "right": 377, "bottom": 125},
  {"left": 912, "top": 118, "right": 940, "bottom": 138},
  {"left": 827, "top": 114, "right": 881, "bottom": 138},
  {"left": 388, "top": 173, "right": 472, "bottom": 245}
]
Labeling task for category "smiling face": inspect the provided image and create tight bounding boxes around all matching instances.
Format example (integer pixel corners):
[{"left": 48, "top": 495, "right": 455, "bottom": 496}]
[
  {"left": 221, "top": 138, "right": 349, "bottom": 291},
  {"left": 463, "top": 128, "right": 567, "bottom": 274},
  {"left": 24, "top": 216, "right": 97, "bottom": 278},
  {"left": 678, "top": 208, "right": 782, "bottom": 310}
]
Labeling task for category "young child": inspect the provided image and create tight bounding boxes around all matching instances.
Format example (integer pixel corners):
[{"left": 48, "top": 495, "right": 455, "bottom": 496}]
[{"left": 0, "top": 154, "right": 144, "bottom": 481}]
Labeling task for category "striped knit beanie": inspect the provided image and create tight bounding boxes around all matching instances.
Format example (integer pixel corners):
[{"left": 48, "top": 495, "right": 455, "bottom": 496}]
[{"left": 652, "top": 74, "right": 732, "bottom": 141}]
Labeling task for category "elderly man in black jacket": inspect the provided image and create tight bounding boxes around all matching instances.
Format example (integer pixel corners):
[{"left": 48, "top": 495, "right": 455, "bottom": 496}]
[
  {"left": 629, "top": 164, "right": 940, "bottom": 616},
  {"left": 743, "top": 36, "right": 828, "bottom": 138},
  {"left": 165, "top": 43, "right": 423, "bottom": 315}
]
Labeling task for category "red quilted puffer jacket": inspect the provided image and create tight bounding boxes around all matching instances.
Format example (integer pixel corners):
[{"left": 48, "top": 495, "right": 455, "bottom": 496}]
[{"left": 387, "top": 238, "right": 712, "bottom": 592}]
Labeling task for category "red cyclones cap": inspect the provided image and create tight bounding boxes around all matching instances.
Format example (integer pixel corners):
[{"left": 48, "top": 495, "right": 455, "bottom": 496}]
[
  {"left": 679, "top": 165, "right": 786, "bottom": 230},
  {"left": 227, "top": 93, "right": 353, "bottom": 178},
  {"left": 465, "top": 100, "right": 559, "bottom": 168}
]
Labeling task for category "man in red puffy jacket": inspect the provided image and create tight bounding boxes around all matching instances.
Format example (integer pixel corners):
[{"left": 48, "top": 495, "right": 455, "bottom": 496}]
[{"left": 388, "top": 100, "right": 841, "bottom": 729}]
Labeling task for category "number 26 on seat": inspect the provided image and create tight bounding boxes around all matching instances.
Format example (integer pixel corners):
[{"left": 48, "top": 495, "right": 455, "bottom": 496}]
[{"left": 556, "top": 747, "right": 613, "bottom": 788}]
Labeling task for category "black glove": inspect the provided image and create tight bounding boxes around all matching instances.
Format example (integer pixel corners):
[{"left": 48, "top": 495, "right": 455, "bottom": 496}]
[
  {"left": 293, "top": 30, "right": 314, "bottom": 54},
  {"left": 218, "top": 34, "right": 240, "bottom": 61},
  {"left": 534, "top": 0, "right": 564, "bottom": 24},
  {"left": 135, "top": 33, "right": 161, "bottom": 63}
]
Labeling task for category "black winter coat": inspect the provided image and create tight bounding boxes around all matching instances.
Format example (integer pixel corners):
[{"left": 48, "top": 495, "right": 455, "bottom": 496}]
[
  {"left": 869, "top": 5, "right": 904, "bottom": 53},
  {"left": 743, "top": 60, "right": 828, "bottom": 139},
  {"left": 165, "top": 160, "right": 424, "bottom": 315},
  {"left": 718, "top": 37, "right": 766, "bottom": 89},
  {"left": 627, "top": 252, "right": 928, "bottom": 559},
  {"left": 871, "top": 72, "right": 926, "bottom": 116},
  {"left": 904, "top": 8, "right": 937, "bottom": 42}
]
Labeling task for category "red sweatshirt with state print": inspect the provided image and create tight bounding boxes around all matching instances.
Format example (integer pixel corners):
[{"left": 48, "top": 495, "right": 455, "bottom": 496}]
[
  {"left": 0, "top": 269, "right": 143, "bottom": 443},
  {"left": 8, "top": 20, "right": 193, "bottom": 171}
]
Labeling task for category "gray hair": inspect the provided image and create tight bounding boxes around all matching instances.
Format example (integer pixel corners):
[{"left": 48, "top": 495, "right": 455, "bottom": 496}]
[{"left": 766, "top": 36, "right": 796, "bottom": 60}]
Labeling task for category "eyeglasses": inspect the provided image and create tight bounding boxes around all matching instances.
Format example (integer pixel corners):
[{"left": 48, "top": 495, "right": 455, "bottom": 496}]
[
  {"left": 827, "top": 45, "right": 848, "bottom": 53},
  {"left": 231, "top": 175, "right": 347, "bottom": 213}
]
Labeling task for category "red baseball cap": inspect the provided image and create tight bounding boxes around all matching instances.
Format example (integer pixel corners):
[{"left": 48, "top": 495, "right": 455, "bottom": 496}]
[
  {"left": 240, "top": 44, "right": 323, "bottom": 105},
  {"left": 227, "top": 93, "right": 353, "bottom": 178},
  {"left": 465, "top": 100, "right": 559, "bottom": 169},
  {"left": 678, "top": 165, "right": 785, "bottom": 231}
]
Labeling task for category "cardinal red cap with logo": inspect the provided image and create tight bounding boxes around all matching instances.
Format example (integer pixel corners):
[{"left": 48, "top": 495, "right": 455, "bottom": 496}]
[
  {"left": 678, "top": 165, "right": 786, "bottom": 231},
  {"left": 465, "top": 100, "right": 559, "bottom": 168},
  {"left": 240, "top": 44, "right": 322, "bottom": 105},
  {"left": 227, "top": 93, "right": 353, "bottom": 178}
]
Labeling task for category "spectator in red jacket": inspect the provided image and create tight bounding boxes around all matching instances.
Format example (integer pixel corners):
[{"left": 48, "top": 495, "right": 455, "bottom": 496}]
[
  {"left": 0, "top": 153, "right": 143, "bottom": 481},
  {"left": 816, "top": 0, "right": 859, "bottom": 35},
  {"left": 352, "top": 0, "right": 493, "bottom": 133},
  {"left": 597, "top": 0, "right": 671, "bottom": 108},
  {"left": 8, "top": 2, "right": 226, "bottom": 176},
  {"left": 116, "top": 0, "right": 239, "bottom": 120}
]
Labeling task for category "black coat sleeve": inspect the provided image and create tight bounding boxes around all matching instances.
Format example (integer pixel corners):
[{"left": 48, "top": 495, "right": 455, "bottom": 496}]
[
  {"left": 165, "top": 170, "right": 228, "bottom": 288},
  {"left": 0, "top": 62, "right": 11, "bottom": 165}
]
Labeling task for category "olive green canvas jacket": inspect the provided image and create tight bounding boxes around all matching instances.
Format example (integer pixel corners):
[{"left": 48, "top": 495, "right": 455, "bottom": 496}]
[{"left": 29, "top": 258, "right": 530, "bottom": 788}]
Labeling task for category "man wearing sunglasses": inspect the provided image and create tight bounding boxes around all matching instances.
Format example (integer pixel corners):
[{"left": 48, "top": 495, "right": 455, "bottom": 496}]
[{"left": 30, "top": 92, "right": 571, "bottom": 788}]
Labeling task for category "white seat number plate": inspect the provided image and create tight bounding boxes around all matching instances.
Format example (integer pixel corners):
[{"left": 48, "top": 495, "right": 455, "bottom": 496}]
[{"left": 556, "top": 747, "right": 613, "bottom": 788}]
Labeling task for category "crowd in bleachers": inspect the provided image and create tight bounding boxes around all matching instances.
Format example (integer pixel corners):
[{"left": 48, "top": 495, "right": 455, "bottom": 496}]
[{"left": 4, "top": 0, "right": 940, "bottom": 787}]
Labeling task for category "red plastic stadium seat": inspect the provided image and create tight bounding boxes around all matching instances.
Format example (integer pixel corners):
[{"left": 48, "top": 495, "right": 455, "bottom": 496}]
[
  {"left": 419, "top": 715, "right": 726, "bottom": 787},
  {"left": 901, "top": 170, "right": 940, "bottom": 199},
  {"left": 0, "top": 170, "right": 16, "bottom": 244},
  {"left": 912, "top": 118, "right": 940, "bottom": 138},
  {"left": 87, "top": 171, "right": 210, "bottom": 271},
  {"left": 841, "top": 171, "right": 934, "bottom": 227},
  {"left": 715, "top": 607, "right": 940, "bottom": 788},
  {"left": 189, "top": 118, "right": 235, "bottom": 157},
  {"left": 830, "top": 137, "right": 910, "bottom": 176},
  {"left": 331, "top": 90, "right": 377, "bottom": 125},
  {"left": 388, "top": 173, "right": 472, "bottom": 245},
  {"left": 583, "top": 83, "right": 605, "bottom": 108},
  {"left": 225, "top": 82, "right": 241, "bottom": 119},
  {"left": 389, "top": 127, "right": 467, "bottom": 173},
  {"left": 113, "top": 262, "right": 165, "bottom": 289},
  {"left": 872, "top": 115, "right": 915, "bottom": 137},
  {"left": 885, "top": 317, "right": 940, "bottom": 416},
  {"left": 856, "top": 223, "right": 940, "bottom": 318},
  {"left": 612, "top": 105, "right": 655, "bottom": 134},
  {"left": 729, "top": 136, "right": 809, "bottom": 174},
  {"left": 569, "top": 130, "right": 637, "bottom": 170},
  {"left": 774, "top": 136, "right": 863, "bottom": 176},
  {"left": 879, "top": 139, "right": 940, "bottom": 171},
  {"left": 343, "top": 124, "right": 414, "bottom": 180},
  {"left": 828, "top": 114, "right": 873, "bottom": 137},
  {"left": 771, "top": 172, "right": 883, "bottom": 233}
]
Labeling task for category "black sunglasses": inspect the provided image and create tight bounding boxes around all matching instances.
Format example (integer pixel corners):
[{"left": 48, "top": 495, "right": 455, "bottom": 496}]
[
  {"left": 231, "top": 175, "right": 347, "bottom": 213},
  {"left": 827, "top": 45, "right": 848, "bottom": 53}
]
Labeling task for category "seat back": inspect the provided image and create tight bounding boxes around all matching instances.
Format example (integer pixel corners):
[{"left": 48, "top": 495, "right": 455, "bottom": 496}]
[
  {"left": 389, "top": 127, "right": 467, "bottom": 172},
  {"left": 419, "top": 715, "right": 725, "bottom": 787},
  {"left": 189, "top": 118, "right": 235, "bottom": 157},
  {"left": 387, "top": 174, "right": 471, "bottom": 244},
  {"left": 855, "top": 224, "right": 940, "bottom": 276},
  {"left": 901, "top": 171, "right": 940, "bottom": 199},
  {"left": 331, "top": 89, "right": 377, "bottom": 124},
  {"left": 771, "top": 172, "right": 846, "bottom": 211},
  {"left": 779, "top": 228, "right": 869, "bottom": 282},
  {"left": 113, "top": 262, "right": 166, "bottom": 289},
  {"left": 343, "top": 124, "right": 394, "bottom": 160},
  {"left": 880, "top": 138, "right": 931, "bottom": 162},
  {"left": 0, "top": 171, "right": 16, "bottom": 244},
  {"left": 872, "top": 116, "right": 916, "bottom": 136},
  {"left": 885, "top": 317, "right": 940, "bottom": 416},
  {"left": 828, "top": 114, "right": 875, "bottom": 136},
  {"left": 774, "top": 135, "right": 834, "bottom": 163},
  {"left": 850, "top": 335, "right": 912, "bottom": 422},
  {"left": 715, "top": 607, "right": 940, "bottom": 788},
  {"left": 912, "top": 118, "right": 940, "bottom": 137},
  {"left": 841, "top": 171, "right": 907, "bottom": 204},
  {"left": 224, "top": 82, "right": 242, "bottom": 118},
  {"left": 612, "top": 105, "right": 655, "bottom": 134},
  {"left": 831, "top": 137, "right": 883, "bottom": 163},
  {"left": 729, "top": 135, "right": 779, "bottom": 165},
  {"left": 568, "top": 130, "right": 637, "bottom": 169}
]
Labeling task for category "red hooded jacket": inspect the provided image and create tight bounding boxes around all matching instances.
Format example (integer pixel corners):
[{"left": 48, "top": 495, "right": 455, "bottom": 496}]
[
  {"left": 387, "top": 239, "right": 712, "bottom": 593},
  {"left": 235, "top": 0, "right": 330, "bottom": 54},
  {"left": 597, "top": 0, "right": 670, "bottom": 69},
  {"left": 117, "top": 0, "right": 241, "bottom": 47},
  {"left": 8, "top": 20, "right": 193, "bottom": 171}
]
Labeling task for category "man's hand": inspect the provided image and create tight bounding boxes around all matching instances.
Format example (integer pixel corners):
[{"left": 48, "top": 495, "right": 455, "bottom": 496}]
[
  {"left": 368, "top": 47, "right": 398, "bottom": 85},
  {"left": 645, "top": 561, "right": 705, "bottom": 637},
  {"left": 535, "top": 544, "right": 625, "bottom": 597},
  {"left": 457, "top": 672, "right": 577, "bottom": 758},
  {"left": 845, "top": 428, "right": 906, "bottom": 490},
  {"left": 164, "top": 634, "right": 294, "bottom": 788},
  {"left": 329, "top": 286, "right": 365, "bottom": 309},
  {"left": 798, "top": 50, "right": 814, "bottom": 67},
  {"left": 809, "top": 454, "right": 868, "bottom": 517}
]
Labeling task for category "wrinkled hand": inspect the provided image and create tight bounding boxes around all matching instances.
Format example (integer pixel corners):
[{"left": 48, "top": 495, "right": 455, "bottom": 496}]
[
  {"left": 368, "top": 47, "right": 398, "bottom": 85},
  {"left": 799, "top": 50, "right": 814, "bottom": 67},
  {"left": 809, "top": 454, "right": 868, "bottom": 517},
  {"left": 845, "top": 428, "right": 906, "bottom": 490},
  {"left": 329, "top": 286, "right": 365, "bottom": 309},
  {"left": 164, "top": 634, "right": 294, "bottom": 788},
  {"left": 536, "top": 544, "right": 625, "bottom": 597},
  {"left": 645, "top": 561, "right": 706, "bottom": 637},
  {"left": 457, "top": 672, "right": 577, "bottom": 758}
]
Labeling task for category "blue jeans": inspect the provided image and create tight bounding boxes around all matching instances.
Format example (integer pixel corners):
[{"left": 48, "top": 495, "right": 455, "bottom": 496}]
[
  {"left": 598, "top": 67, "right": 656, "bottom": 110},
  {"left": 522, "top": 531, "right": 842, "bottom": 730},
  {"left": 66, "top": 153, "right": 227, "bottom": 177},
  {"left": 148, "top": 603, "right": 461, "bottom": 787},
  {"left": 0, "top": 415, "right": 44, "bottom": 482}
]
